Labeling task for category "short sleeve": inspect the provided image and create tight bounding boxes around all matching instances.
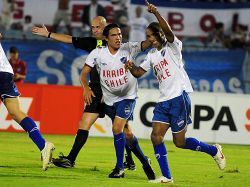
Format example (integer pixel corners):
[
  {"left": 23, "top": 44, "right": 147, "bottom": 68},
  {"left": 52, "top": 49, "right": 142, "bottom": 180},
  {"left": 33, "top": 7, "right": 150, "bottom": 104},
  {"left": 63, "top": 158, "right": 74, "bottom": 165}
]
[
  {"left": 122, "top": 42, "right": 142, "bottom": 60},
  {"left": 72, "top": 37, "right": 97, "bottom": 52},
  {"left": 85, "top": 48, "right": 99, "bottom": 68},
  {"left": 139, "top": 52, "right": 151, "bottom": 72},
  {"left": 168, "top": 36, "right": 182, "bottom": 55}
]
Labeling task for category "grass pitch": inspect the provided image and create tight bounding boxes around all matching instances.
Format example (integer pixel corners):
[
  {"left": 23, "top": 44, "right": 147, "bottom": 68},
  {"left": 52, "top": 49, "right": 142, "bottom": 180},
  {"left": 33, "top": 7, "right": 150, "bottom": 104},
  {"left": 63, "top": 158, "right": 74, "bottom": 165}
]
[{"left": 0, "top": 132, "right": 249, "bottom": 187}]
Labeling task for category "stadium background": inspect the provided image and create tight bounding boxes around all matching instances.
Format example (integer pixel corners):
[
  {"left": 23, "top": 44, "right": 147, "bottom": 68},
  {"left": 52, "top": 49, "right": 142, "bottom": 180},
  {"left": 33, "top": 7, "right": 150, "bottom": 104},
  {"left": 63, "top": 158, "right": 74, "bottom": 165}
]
[{"left": 0, "top": 0, "right": 250, "bottom": 145}]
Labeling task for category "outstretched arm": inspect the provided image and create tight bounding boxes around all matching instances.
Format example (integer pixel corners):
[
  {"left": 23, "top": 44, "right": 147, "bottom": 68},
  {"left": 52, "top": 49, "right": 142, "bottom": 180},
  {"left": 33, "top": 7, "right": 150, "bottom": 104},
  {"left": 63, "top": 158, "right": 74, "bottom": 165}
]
[
  {"left": 145, "top": 0, "right": 174, "bottom": 43},
  {"left": 80, "top": 64, "right": 96, "bottom": 105},
  {"left": 125, "top": 61, "right": 146, "bottom": 78},
  {"left": 32, "top": 24, "right": 72, "bottom": 43}
]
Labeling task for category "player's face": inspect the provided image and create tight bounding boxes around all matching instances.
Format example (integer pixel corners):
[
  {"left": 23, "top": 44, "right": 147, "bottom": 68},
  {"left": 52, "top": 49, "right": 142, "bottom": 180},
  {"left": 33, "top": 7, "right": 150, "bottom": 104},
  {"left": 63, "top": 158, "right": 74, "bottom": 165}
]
[
  {"left": 146, "top": 28, "right": 162, "bottom": 50},
  {"left": 107, "top": 27, "right": 122, "bottom": 51},
  {"left": 91, "top": 20, "right": 105, "bottom": 39}
]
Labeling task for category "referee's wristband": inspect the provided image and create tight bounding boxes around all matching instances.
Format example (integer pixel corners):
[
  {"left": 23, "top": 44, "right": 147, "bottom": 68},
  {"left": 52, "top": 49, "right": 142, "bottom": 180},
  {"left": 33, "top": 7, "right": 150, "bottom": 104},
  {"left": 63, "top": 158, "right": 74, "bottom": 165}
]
[{"left": 48, "top": 32, "right": 51, "bottom": 38}]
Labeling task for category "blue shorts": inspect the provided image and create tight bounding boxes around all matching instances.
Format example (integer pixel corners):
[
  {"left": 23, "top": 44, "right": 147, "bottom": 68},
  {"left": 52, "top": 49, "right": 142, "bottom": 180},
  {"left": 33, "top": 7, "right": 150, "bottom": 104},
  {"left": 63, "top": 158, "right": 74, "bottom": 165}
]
[
  {"left": 152, "top": 91, "right": 192, "bottom": 133},
  {"left": 105, "top": 99, "right": 136, "bottom": 122},
  {"left": 0, "top": 72, "right": 20, "bottom": 101}
]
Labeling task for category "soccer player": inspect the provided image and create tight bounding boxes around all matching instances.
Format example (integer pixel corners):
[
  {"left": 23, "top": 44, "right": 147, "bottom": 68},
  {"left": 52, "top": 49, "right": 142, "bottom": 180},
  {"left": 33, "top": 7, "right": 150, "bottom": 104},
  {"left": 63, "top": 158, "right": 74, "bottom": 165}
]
[
  {"left": 125, "top": 1, "right": 226, "bottom": 183},
  {"left": 32, "top": 16, "right": 139, "bottom": 171},
  {"left": 82, "top": 23, "right": 155, "bottom": 179},
  {"left": 0, "top": 33, "right": 55, "bottom": 171}
]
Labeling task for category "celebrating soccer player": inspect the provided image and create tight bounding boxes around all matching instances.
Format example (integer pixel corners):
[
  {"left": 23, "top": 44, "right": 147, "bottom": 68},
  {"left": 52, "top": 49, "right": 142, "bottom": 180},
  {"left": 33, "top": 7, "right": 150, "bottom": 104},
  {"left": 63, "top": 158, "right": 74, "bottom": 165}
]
[
  {"left": 125, "top": 0, "right": 226, "bottom": 183},
  {"left": 81, "top": 23, "right": 155, "bottom": 179}
]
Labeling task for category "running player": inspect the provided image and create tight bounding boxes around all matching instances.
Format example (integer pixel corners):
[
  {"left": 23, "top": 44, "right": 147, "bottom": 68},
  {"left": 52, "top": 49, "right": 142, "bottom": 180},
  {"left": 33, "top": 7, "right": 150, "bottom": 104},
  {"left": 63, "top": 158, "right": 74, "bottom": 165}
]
[{"left": 0, "top": 33, "right": 55, "bottom": 171}]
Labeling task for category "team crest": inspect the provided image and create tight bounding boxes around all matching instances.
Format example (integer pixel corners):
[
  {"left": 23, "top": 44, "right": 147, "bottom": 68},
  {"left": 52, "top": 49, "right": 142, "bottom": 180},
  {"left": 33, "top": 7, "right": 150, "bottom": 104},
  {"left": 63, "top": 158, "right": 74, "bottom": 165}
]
[
  {"left": 120, "top": 57, "right": 127, "bottom": 64},
  {"left": 161, "top": 49, "right": 166, "bottom": 57}
]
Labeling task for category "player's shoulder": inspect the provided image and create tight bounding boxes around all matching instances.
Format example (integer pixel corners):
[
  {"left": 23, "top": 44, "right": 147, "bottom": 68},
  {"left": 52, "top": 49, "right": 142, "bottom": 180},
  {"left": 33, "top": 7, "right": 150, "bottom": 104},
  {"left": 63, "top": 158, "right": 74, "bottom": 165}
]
[
  {"left": 91, "top": 45, "right": 107, "bottom": 54},
  {"left": 97, "top": 45, "right": 107, "bottom": 49},
  {"left": 148, "top": 48, "right": 157, "bottom": 54}
]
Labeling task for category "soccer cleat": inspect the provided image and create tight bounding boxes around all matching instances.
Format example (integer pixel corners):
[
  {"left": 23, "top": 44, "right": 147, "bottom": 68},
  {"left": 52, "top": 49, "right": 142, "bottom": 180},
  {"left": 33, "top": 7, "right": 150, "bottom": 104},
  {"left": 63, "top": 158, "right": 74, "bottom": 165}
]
[
  {"left": 124, "top": 155, "right": 136, "bottom": 171},
  {"left": 142, "top": 157, "right": 156, "bottom": 180},
  {"left": 41, "top": 142, "right": 55, "bottom": 171},
  {"left": 213, "top": 144, "right": 226, "bottom": 170},
  {"left": 52, "top": 153, "right": 75, "bottom": 168},
  {"left": 149, "top": 176, "right": 173, "bottom": 183},
  {"left": 108, "top": 166, "right": 125, "bottom": 178}
]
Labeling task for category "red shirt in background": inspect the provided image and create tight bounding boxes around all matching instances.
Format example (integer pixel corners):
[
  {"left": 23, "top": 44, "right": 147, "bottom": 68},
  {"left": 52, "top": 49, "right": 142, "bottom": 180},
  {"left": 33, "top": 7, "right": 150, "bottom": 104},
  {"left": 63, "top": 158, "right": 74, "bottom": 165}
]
[{"left": 9, "top": 59, "right": 27, "bottom": 83}]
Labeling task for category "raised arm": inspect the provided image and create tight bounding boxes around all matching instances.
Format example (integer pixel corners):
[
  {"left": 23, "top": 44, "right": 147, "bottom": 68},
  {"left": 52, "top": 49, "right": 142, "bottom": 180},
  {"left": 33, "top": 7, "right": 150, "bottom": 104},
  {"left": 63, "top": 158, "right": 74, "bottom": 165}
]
[
  {"left": 32, "top": 24, "right": 72, "bottom": 43},
  {"left": 80, "top": 64, "right": 96, "bottom": 105},
  {"left": 145, "top": 0, "right": 174, "bottom": 43},
  {"left": 125, "top": 61, "right": 146, "bottom": 78}
]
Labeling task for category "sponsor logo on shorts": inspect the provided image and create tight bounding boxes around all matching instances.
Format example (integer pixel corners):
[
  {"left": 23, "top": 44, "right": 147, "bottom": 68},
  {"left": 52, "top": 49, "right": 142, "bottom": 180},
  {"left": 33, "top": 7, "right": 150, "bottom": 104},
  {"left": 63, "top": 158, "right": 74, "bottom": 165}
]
[
  {"left": 177, "top": 119, "right": 184, "bottom": 127},
  {"left": 124, "top": 105, "right": 131, "bottom": 116}
]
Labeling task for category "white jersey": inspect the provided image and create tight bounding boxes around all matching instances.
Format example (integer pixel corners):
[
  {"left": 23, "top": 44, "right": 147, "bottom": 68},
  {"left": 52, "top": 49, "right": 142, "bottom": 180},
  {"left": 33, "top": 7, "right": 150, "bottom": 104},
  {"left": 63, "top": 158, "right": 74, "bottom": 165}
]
[
  {"left": 140, "top": 37, "right": 193, "bottom": 102},
  {"left": 85, "top": 42, "right": 142, "bottom": 105},
  {"left": 0, "top": 43, "right": 13, "bottom": 74},
  {"left": 129, "top": 17, "right": 149, "bottom": 42}
]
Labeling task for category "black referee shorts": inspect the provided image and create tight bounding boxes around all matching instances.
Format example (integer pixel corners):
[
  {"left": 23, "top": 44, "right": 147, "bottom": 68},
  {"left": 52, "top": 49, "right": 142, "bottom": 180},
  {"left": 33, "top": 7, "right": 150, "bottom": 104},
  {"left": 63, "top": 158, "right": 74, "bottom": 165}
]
[{"left": 84, "top": 93, "right": 105, "bottom": 118}]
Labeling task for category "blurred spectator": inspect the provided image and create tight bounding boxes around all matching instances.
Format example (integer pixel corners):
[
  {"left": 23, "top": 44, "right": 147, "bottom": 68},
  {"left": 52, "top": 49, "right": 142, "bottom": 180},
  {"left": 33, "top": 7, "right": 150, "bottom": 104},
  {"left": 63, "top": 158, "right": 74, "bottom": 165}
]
[
  {"left": 52, "top": 0, "right": 71, "bottom": 34},
  {"left": 22, "top": 15, "right": 33, "bottom": 32},
  {"left": 230, "top": 24, "right": 248, "bottom": 48},
  {"left": 8, "top": 46, "right": 27, "bottom": 83},
  {"left": 111, "top": 0, "right": 128, "bottom": 24},
  {"left": 81, "top": 0, "right": 106, "bottom": 27},
  {"left": 1, "top": 0, "right": 15, "bottom": 30},
  {"left": 129, "top": 6, "right": 148, "bottom": 42},
  {"left": 206, "top": 22, "right": 231, "bottom": 48},
  {"left": 119, "top": 16, "right": 129, "bottom": 42}
]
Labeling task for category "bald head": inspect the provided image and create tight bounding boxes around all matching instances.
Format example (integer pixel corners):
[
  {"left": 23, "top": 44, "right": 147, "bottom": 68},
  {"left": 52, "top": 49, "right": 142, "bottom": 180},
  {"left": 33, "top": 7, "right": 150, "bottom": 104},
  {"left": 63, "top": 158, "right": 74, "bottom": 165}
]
[
  {"left": 92, "top": 16, "right": 107, "bottom": 27},
  {"left": 91, "top": 16, "right": 107, "bottom": 39}
]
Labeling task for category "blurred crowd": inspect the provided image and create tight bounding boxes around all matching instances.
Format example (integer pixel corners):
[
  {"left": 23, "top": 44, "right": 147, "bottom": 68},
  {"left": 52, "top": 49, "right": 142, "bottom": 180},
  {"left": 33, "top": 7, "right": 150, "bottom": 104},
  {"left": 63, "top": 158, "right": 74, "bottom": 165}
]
[{"left": 0, "top": 0, "right": 250, "bottom": 50}]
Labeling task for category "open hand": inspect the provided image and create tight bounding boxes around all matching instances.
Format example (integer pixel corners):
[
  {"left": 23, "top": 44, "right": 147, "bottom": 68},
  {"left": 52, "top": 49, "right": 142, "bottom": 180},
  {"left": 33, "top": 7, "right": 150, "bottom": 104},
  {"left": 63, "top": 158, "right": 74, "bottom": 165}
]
[{"left": 32, "top": 24, "right": 49, "bottom": 37}]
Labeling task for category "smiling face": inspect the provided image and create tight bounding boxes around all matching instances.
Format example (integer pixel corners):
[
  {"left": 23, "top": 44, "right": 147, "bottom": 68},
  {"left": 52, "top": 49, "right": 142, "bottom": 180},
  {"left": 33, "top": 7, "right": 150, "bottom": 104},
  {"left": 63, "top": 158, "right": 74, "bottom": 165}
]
[
  {"left": 146, "top": 28, "right": 162, "bottom": 50},
  {"left": 106, "top": 27, "right": 122, "bottom": 53}
]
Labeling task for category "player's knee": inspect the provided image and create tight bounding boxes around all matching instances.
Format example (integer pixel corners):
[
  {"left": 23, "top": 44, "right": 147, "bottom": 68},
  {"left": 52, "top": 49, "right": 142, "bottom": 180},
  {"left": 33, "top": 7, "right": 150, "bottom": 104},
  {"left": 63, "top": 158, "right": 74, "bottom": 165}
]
[
  {"left": 7, "top": 109, "right": 18, "bottom": 121},
  {"left": 151, "top": 132, "right": 163, "bottom": 145},
  {"left": 112, "top": 125, "right": 123, "bottom": 134},
  {"left": 124, "top": 130, "right": 133, "bottom": 140},
  {"left": 173, "top": 139, "right": 185, "bottom": 148}
]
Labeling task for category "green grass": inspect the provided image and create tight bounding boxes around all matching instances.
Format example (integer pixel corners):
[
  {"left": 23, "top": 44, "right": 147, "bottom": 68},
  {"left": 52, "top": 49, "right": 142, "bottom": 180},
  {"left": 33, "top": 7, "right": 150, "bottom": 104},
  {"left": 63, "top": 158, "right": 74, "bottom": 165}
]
[{"left": 0, "top": 132, "right": 249, "bottom": 187}]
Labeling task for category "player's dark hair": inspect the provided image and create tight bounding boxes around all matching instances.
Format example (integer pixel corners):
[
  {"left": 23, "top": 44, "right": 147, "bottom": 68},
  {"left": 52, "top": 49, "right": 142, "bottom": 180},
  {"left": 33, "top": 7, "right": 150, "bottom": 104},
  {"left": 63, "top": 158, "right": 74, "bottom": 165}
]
[
  {"left": 103, "top": 23, "right": 120, "bottom": 37},
  {"left": 147, "top": 22, "right": 165, "bottom": 44}
]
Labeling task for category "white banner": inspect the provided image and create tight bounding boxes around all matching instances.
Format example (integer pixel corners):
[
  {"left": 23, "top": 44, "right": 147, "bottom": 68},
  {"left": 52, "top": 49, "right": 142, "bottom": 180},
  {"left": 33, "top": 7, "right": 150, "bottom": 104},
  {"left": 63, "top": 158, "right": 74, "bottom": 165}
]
[
  {"left": 2, "top": 0, "right": 250, "bottom": 36},
  {"left": 90, "top": 89, "right": 250, "bottom": 145}
]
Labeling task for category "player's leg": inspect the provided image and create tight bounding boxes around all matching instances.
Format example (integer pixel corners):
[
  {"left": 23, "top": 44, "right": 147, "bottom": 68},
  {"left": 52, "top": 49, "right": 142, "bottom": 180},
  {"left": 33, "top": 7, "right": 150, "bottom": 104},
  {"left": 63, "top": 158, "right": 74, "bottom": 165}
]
[
  {"left": 109, "top": 116, "right": 127, "bottom": 178},
  {"left": 172, "top": 91, "right": 226, "bottom": 170},
  {"left": 149, "top": 122, "right": 173, "bottom": 183},
  {"left": 173, "top": 129, "right": 226, "bottom": 170},
  {"left": 107, "top": 99, "right": 136, "bottom": 178},
  {"left": 124, "top": 123, "right": 155, "bottom": 180},
  {"left": 52, "top": 112, "right": 99, "bottom": 168},
  {"left": 123, "top": 124, "right": 136, "bottom": 170},
  {"left": 53, "top": 94, "right": 103, "bottom": 168},
  {"left": 4, "top": 97, "right": 55, "bottom": 170},
  {"left": 66, "top": 112, "right": 99, "bottom": 162}
]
